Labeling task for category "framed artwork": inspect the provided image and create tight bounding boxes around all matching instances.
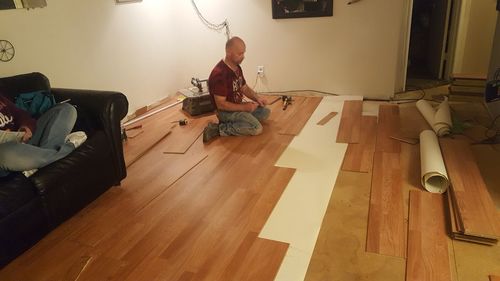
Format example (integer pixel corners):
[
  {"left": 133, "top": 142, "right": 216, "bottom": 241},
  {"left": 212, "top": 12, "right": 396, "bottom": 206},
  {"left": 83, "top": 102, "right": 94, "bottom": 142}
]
[
  {"left": 272, "top": 0, "right": 333, "bottom": 19},
  {"left": 0, "top": 0, "right": 46, "bottom": 10}
]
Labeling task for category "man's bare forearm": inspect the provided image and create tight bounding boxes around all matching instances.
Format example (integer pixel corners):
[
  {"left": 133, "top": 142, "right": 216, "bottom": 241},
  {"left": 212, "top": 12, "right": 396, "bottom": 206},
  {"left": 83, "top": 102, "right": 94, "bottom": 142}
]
[{"left": 241, "top": 85, "right": 260, "bottom": 102}]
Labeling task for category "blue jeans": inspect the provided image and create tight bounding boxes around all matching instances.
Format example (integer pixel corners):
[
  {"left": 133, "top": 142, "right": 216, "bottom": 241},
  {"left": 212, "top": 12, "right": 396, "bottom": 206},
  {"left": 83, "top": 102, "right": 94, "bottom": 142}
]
[
  {"left": 0, "top": 103, "right": 77, "bottom": 176},
  {"left": 217, "top": 106, "right": 270, "bottom": 136}
]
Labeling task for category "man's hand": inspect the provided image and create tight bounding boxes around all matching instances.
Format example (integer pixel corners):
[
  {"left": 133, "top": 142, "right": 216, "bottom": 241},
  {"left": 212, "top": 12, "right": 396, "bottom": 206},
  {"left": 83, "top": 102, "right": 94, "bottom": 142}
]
[
  {"left": 246, "top": 102, "right": 259, "bottom": 112},
  {"left": 256, "top": 97, "right": 268, "bottom": 107},
  {"left": 19, "top": 126, "right": 32, "bottom": 143}
]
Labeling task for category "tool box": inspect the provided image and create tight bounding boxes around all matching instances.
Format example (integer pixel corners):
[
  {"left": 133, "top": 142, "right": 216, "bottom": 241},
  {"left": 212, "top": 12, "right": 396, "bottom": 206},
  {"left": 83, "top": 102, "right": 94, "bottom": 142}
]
[{"left": 182, "top": 92, "right": 215, "bottom": 116}]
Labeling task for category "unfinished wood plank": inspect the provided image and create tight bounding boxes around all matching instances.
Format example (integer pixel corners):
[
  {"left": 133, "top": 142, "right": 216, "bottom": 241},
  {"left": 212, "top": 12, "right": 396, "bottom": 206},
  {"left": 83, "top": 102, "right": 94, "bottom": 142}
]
[
  {"left": 316, "top": 112, "right": 338, "bottom": 125},
  {"left": 305, "top": 170, "right": 406, "bottom": 281},
  {"left": 375, "top": 104, "right": 401, "bottom": 153},
  {"left": 336, "top": 100, "right": 363, "bottom": 143},
  {"left": 406, "top": 191, "right": 451, "bottom": 281},
  {"left": 341, "top": 116, "right": 377, "bottom": 173},
  {"left": 366, "top": 152, "right": 406, "bottom": 258},
  {"left": 440, "top": 138, "right": 500, "bottom": 239}
]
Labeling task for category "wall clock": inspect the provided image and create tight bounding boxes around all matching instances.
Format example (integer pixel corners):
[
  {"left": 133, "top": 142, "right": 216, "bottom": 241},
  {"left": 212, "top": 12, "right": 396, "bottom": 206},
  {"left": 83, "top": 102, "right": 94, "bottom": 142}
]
[{"left": 0, "top": 40, "right": 15, "bottom": 62}]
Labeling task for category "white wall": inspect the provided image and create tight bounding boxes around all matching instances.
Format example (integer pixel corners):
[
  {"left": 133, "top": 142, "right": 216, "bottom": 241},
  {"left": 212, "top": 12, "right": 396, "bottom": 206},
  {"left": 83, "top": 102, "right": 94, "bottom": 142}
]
[
  {"left": 453, "top": 0, "right": 498, "bottom": 75},
  {"left": 0, "top": 0, "right": 406, "bottom": 112}
]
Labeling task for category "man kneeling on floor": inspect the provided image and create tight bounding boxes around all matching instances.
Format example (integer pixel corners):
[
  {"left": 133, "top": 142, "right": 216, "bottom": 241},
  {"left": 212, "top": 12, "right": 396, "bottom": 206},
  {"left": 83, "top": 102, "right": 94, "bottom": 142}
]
[{"left": 203, "top": 36, "right": 270, "bottom": 143}]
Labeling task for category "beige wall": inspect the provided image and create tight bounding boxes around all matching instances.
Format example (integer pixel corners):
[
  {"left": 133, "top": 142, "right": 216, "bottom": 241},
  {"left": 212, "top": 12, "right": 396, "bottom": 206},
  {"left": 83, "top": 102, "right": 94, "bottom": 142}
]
[
  {"left": 0, "top": 0, "right": 406, "bottom": 112},
  {"left": 453, "top": 0, "right": 498, "bottom": 75}
]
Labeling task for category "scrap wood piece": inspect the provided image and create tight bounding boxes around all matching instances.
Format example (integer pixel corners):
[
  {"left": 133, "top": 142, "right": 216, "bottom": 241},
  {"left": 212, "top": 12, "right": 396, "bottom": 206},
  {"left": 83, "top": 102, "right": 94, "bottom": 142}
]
[
  {"left": 124, "top": 129, "right": 172, "bottom": 167},
  {"left": 406, "top": 191, "right": 451, "bottom": 281},
  {"left": 316, "top": 112, "right": 338, "bottom": 126},
  {"left": 366, "top": 152, "right": 406, "bottom": 258},
  {"left": 336, "top": 100, "right": 362, "bottom": 143},
  {"left": 341, "top": 116, "right": 377, "bottom": 173},
  {"left": 390, "top": 135, "right": 419, "bottom": 145},
  {"left": 440, "top": 138, "right": 500, "bottom": 240},
  {"left": 375, "top": 104, "right": 401, "bottom": 153}
]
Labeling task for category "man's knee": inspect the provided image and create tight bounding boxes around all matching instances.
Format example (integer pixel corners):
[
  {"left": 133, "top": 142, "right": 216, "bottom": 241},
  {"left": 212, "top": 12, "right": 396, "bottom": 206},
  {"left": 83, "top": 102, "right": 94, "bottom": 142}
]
[
  {"left": 261, "top": 107, "right": 271, "bottom": 120},
  {"left": 251, "top": 123, "right": 263, "bottom": 136}
]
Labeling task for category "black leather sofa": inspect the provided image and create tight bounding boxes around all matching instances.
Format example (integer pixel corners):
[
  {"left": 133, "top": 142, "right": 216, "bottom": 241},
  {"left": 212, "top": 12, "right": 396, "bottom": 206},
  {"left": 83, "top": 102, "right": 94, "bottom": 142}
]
[{"left": 0, "top": 72, "right": 128, "bottom": 268}]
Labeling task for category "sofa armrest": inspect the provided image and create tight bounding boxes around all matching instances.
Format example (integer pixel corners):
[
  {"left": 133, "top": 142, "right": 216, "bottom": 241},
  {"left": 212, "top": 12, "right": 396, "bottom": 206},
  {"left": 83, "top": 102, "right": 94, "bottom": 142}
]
[{"left": 51, "top": 88, "right": 129, "bottom": 183}]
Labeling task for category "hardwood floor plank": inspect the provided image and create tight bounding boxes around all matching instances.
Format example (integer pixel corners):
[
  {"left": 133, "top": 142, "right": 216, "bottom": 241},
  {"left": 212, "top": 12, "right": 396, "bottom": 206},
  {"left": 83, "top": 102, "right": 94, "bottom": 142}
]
[
  {"left": 75, "top": 255, "right": 127, "bottom": 281},
  {"left": 124, "top": 128, "right": 171, "bottom": 167},
  {"left": 161, "top": 112, "right": 217, "bottom": 154},
  {"left": 0, "top": 97, "right": 321, "bottom": 280},
  {"left": 342, "top": 115, "right": 377, "bottom": 172},
  {"left": 316, "top": 111, "right": 338, "bottom": 125},
  {"left": 375, "top": 104, "right": 401, "bottom": 153},
  {"left": 440, "top": 138, "right": 500, "bottom": 239},
  {"left": 228, "top": 237, "right": 289, "bottom": 281},
  {"left": 406, "top": 191, "right": 451, "bottom": 281},
  {"left": 279, "top": 97, "right": 322, "bottom": 135},
  {"left": 336, "top": 100, "right": 363, "bottom": 143},
  {"left": 366, "top": 152, "right": 406, "bottom": 258},
  {"left": 446, "top": 190, "right": 497, "bottom": 245}
]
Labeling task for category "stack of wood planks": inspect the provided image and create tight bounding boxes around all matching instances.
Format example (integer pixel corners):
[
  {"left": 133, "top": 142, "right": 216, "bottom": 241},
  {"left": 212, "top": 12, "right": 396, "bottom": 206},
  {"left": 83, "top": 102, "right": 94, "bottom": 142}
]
[
  {"left": 440, "top": 138, "right": 500, "bottom": 245},
  {"left": 448, "top": 73, "right": 487, "bottom": 97}
]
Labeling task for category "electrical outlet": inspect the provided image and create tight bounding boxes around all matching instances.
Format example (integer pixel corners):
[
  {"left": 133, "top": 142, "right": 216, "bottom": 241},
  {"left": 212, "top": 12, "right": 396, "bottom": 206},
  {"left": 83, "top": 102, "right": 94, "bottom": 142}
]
[{"left": 257, "top": 66, "right": 264, "bottom": 77}]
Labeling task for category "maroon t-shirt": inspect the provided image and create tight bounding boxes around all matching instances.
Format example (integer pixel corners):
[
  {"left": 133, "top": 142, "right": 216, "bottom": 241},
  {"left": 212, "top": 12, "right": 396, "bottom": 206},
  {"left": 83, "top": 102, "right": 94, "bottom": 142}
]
[
  {"left": 0, "top": 93, "right": 36, "bottom": 132},
  {"left": 208, "top": 60, "right": 246, "bottom": 109}
]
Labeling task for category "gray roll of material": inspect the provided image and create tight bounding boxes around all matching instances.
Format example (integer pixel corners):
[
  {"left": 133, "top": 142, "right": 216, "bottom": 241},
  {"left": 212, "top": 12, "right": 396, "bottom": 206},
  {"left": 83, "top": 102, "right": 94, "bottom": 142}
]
[
  {"left": 419, "top": 130, "right": 449, "bottom": 193},
  {"left": 416, "top": 98, "right": 452, "bottom": 136}
]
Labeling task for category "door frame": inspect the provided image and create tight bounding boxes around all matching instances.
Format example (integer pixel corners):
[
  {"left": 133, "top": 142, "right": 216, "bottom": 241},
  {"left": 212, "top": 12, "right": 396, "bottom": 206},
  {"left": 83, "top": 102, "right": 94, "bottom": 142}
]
[{"left": 398, "top": 0, "right": 462, "bottom": 90}]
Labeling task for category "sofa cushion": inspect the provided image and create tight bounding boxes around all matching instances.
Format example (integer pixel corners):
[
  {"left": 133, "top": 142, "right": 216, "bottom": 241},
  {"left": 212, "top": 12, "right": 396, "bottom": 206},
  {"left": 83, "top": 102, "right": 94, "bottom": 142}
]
[{"left": 0, "top": 173, "right": 39, "bottom": 221}]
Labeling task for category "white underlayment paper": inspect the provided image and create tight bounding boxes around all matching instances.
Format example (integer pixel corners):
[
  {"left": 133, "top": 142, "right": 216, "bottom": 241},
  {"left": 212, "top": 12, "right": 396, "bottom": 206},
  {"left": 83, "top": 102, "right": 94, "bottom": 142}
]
[
  {"left": 416, "top": 98, "right": 452, "bottom": 136},
  {"left": 419, "top": 130, "right": 449, "bottom": 193},
  {"left": 259, "top": 95, "right": 366, "bottom": 281}
]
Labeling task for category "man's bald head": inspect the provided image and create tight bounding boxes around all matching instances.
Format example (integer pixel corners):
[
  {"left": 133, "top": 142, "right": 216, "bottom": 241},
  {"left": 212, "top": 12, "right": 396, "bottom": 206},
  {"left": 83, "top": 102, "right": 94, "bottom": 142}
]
[
  {"left": 224, "top": 36, "right": 246, "bottom": 66},
  {"left": 225, "top": 36, "right": 245, "bottom": 51}
]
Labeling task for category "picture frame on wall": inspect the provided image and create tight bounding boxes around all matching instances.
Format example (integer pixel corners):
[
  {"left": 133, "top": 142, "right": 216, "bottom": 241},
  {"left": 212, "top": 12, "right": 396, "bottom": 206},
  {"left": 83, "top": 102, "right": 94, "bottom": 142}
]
[{"left": 272, "top": 0, "right": 333, "bottom": 19}]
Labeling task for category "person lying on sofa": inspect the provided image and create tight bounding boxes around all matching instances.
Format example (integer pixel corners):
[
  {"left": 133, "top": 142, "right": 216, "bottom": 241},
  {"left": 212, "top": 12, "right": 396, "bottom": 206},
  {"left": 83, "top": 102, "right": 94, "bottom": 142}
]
[{"left": 0, "top": 92, "right": 86, "bottom": 177}]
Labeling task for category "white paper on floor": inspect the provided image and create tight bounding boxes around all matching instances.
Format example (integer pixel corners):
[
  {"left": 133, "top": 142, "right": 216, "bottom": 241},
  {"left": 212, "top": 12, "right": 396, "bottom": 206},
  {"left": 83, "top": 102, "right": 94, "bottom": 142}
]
[
  {"left": 416, "top": 98, "right": 452, "bottom": 136},
  {"left": 419, "top": 129, "right": 449, "bottom": 193},
  {"left": 259, "top": 95, "right": 363, "bottom": 281}
]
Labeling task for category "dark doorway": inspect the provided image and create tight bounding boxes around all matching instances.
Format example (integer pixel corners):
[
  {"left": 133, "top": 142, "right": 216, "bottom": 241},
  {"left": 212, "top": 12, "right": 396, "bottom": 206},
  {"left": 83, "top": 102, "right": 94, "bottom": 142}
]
[{"left": 407, "top": 0, "right": 452, "bottom": 83}]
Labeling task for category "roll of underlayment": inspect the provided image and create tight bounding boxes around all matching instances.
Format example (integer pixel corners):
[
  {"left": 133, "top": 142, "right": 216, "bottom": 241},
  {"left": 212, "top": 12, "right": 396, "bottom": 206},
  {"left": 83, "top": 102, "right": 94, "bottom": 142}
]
[
  {"left": 419, "top": 130, "right": 449, "bottom": 193},
  {"left": 416, "top": 98, "right": 452, "bottom": 136}
]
